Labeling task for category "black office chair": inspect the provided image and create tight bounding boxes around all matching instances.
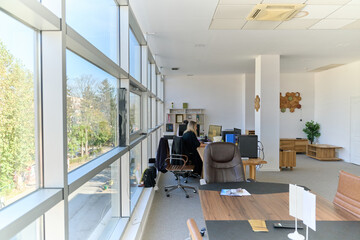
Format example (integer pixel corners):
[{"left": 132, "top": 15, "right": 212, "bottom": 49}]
[{"left": 164, "top": 136, "right": 197, "bottom": 198}]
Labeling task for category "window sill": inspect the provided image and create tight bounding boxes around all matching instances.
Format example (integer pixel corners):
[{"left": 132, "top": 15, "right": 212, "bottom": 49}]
[
  {"left": 0, "top": 188, "right": 63, "bottom": 239},
  {"left": 68, "top": 147, "right": 128, "bottom": 194}
]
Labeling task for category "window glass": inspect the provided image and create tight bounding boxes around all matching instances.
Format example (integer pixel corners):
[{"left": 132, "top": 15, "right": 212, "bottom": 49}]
[
  {"left": 69, "top": 161, "right": 120, "bottom": 240},
  {"left": 130, "top": 144, "right": 142, "bottom": 211},
  {"left": 129, "top": 92, "right": 141, "bottom": 133},
  {"left": 66, "top": 0, "right": 118, "bottom": 63},
  {"left": 129, "top": 29, "right": 141, "bottom": 80},
  {"left": 147, "top": 61, "right": 151, "bottom": 90},
  {"left": 10, "top": 217, "right": 42, "bottom": 240},
  {"left": 0, "top": 11, "right": 38, "bottom": 206},
  {"left": 66, "top": 50, "right": 118, "bottom": 172}
]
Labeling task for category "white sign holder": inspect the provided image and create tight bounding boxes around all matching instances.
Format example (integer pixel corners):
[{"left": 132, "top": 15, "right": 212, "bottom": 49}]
[
  {"left": 288, "top": 184, "right": 305, "bottom": 240},
  {"left": 303, "top": 190, "right": 317, "bottom": 240}
]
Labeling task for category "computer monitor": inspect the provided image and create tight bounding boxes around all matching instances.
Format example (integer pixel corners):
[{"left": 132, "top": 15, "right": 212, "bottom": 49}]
[
  {"left": 208, "top": 125, "right": 222, "bottom": 141},
  {"left": 178, "top": 124, "right": 200, "bottom": 136},
  {"left": 221, "top": 128, "right": 241, "bottom": 142},
  {"left": 238, "top": 135, "right": 258, "bottom": 158},
  {"left": 178, "top": 124, "right": 187, "bottom": 136}
]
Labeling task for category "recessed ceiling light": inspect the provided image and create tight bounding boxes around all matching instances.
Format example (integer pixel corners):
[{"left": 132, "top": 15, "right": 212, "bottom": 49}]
[{"left": 171, "top": 67, "right": 179, "bottom": 71}]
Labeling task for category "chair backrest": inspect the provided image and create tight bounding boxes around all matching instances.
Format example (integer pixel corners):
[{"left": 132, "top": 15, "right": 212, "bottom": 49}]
[
  {"left": 187, "top": 218, "right": 202, "bottom": 240},
  {"left": 333, "top": 170, "right": 360, "bottom": 218},
  {"left": 203, "top": 142, "right": 245, "bottom": 183}
]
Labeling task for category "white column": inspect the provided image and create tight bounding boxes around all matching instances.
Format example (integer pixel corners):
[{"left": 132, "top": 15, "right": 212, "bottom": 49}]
[
  {"left": 121, "top": 152, "right": 130, "bottom": 217},
  {"left": 141, "top": 46, "right": 148, "bottom": 87},
  {"left": 41, "top": 0, "right": 67, "bottom": 238},
  {"left": 255, "top": 55, "right": 280, "bottom": 171}
]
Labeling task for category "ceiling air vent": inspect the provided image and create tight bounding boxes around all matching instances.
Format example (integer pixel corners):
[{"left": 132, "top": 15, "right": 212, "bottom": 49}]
[{"left": 247, "top": 4, "right": 305, "bottom": 21}]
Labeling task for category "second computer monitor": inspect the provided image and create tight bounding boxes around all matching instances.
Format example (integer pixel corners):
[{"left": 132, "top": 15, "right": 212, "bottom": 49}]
[
  {"left": 238, "top": 135, "right": 258, "bottom": 158},
  {"left": 178, "top": 124, "right": 200, "bottom": 136},
  {"left": 208, "top": 125, "right": 222, "bottom": 141}
]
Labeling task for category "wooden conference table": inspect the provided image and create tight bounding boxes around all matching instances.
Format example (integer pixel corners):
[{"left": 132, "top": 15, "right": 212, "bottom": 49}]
[
  {"left": 199, "top": 182, "right": 360, "bottom": 240},
  {"left": 197, "top": 143, "right": 267, "bottom": 180}
]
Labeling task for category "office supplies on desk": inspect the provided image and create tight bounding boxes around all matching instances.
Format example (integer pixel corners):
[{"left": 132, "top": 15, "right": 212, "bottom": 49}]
[
  {"left": 248, "top": 220, "right": 269, "bottom": 232},
  {"left": 220, "top": 188, "right": 250, "bottom": 196},
  {"left": 273, "top": 222, "right": 304, "bottom": 229}
]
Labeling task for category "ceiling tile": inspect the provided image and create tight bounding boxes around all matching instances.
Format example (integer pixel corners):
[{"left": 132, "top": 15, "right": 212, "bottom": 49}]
[
  {"left": 327, "top": 5, "right": 360, "bottom": 19},
  {"left": 214, "top": 5, "right": 254, "bottom": 19},
  {"left": 342, "top": 19, "right": 360, "bottom": 28},
  {"left": 310, "top": 19, "right": 355, "bottom": 29},
  {"left": 305, "top": 0, "right": 350, "bottom": 4},
  {"left": 219, "top": 0, "right": 261, "bottom": 4},
  {"left": 262, "top": 0, "right": 306, "bottom": 3},
  {"left": 276, "top": 19, "right": 320, "bottom": 29},
  {"left": 209, "top": 19, "right": 246, "bottom": 29},
  {"left": 242, "top": 20, "right": 281, "bottom": 30},
  {"left": 301, "top": 5, "right": 342, "bottom": 19}
]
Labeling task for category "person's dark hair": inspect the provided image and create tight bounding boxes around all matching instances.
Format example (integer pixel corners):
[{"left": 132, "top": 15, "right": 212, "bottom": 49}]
[{"left": 183, "top": 120, "right": 189, "bottom": 125}]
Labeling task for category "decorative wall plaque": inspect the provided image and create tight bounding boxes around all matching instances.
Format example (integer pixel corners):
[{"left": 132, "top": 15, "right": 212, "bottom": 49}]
[
  {"left": 255, "top": 95, "right": 260, "bottom": 112},
  {"left": 280, "top": 92, "right": 302, "bottom": 113}
]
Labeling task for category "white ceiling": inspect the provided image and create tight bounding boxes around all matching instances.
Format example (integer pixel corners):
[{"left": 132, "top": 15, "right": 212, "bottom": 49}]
[{"left": 129, "top": 0, "right": 360, "bottom": 76}]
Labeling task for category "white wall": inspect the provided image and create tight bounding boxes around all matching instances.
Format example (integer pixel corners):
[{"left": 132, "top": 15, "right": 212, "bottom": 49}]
[
  {"left": 242, "top": 73, "right": 255, "bottom": 132},
  {"left": 164, "top": 75, "right": 243, "bottom": 133},
  {"left": 280, "top": 73, "right": 315, "bottom": 138},
  {"left": 314, "top": 61, "right": 360, "bottom": 162}
]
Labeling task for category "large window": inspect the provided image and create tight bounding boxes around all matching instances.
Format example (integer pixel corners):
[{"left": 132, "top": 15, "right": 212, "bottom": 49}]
[
  {"left": 129, "top": 92, "right": 141, "bottom": 134},
  {"left": 129, "top": 29, "right": 141, "bottom": 80},
  {"left": 0, "top": 11, "right": 38, "bottom": 207},
  {"left": 66, "top": 50, "right": 118, "bottom": 172},
  {"left": 66, "top": 0, "right": 119, "bottom": 63},
  {"left": 69, "top": 161, "right": 120, "bottom": 239},
  {"left": 129, "top": 144, "right": 142, "bottom": 211}
]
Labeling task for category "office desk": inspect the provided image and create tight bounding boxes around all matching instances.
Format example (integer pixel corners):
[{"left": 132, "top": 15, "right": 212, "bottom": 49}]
[
  {"left": 197, "top": 144, "right": 267, "bottom": 180},
  {"left": 199, "top": 182, "right": 360, "bottom": 240}
]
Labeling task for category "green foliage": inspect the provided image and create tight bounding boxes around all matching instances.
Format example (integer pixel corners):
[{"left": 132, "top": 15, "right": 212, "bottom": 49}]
[
  {"left": 67, "top": 75, "right": 117, "bottom": 169},
  {"left": 0, "top": 41, "right": 35, "bottom": 196},
  {"left": 303, "top": 120, "right": 321, "bottom": 144}
]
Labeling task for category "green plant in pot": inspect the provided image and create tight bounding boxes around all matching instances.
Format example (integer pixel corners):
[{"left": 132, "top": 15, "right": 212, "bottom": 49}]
[{"left": 303, "top": 120, "right": 321, "bottom": 144}]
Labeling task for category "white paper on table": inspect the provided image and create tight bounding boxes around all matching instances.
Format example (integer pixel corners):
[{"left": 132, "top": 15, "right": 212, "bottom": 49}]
[
  {"left": 289, "top": 184, "right": 304, "bottom": 220},
  {"left": 303, "top": 191, "right": 316, "bottom": 231}
]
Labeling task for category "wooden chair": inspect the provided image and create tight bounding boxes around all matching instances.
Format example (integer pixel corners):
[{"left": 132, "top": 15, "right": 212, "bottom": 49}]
[
  {"left": 187, "top": 218, "right": 202, "bottom": 240},
  {"left": 164, "top": 153, "right": 196, "bottom": 198},
  {"left": 333, "top": 170, "right": 360, "bottom": 218}
]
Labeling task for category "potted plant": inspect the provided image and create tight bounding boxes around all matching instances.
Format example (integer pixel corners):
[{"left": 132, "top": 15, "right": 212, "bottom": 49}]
[{"left": 303, "top": 121, "right": 321, "bottom": 144}]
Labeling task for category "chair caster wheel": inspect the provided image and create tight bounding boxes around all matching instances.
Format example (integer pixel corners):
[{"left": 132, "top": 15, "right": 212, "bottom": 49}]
[
  {"left": 193, "top": 190, "right": 197, "bottom": 193},
  {"left": 164, "top": 189, "right": 168, "bottom": 192},
  {"left": 186, "top": 195, "right": 189, "bottom": 198},
  {"left": 166, "top": 194, "right": 170, "bottom": 197},
  {"left": 184, "top": 180, "right": 188, "bottom": 183}
]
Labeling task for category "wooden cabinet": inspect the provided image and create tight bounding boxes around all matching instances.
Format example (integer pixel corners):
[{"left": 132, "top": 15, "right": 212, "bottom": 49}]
[
  {"left": 280, "top": 138, "right": 308, "bottom": 153},
  {"left": 307, "top": 144, "right": 342, "bottom": 161},
  {"left": 279, "top": 150, "right": 296, "bottom": 170}
]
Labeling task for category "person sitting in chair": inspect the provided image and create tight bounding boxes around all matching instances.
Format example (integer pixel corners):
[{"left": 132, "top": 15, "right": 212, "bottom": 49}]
[{"left": 182, "top": 120, "right": 203, "bottom": 177}]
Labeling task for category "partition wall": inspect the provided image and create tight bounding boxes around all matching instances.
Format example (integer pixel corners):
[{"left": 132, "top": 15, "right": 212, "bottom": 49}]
[{"left": 0, "top": 0, "right": 164, "bottom": 239}]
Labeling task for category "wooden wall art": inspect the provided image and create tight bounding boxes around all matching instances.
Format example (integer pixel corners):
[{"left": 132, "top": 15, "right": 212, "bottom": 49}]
[
  {"left": 255, "top": 95, "right": 260, "bottom": 112},
  {"left": 280, "top": 92, "right": 302, "bottom": 113}
]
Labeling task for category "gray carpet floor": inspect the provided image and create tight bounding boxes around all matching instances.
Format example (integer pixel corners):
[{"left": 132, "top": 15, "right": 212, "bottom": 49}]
[{"left": 142, "top": 155, "right": 360, "bottom": 240}]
